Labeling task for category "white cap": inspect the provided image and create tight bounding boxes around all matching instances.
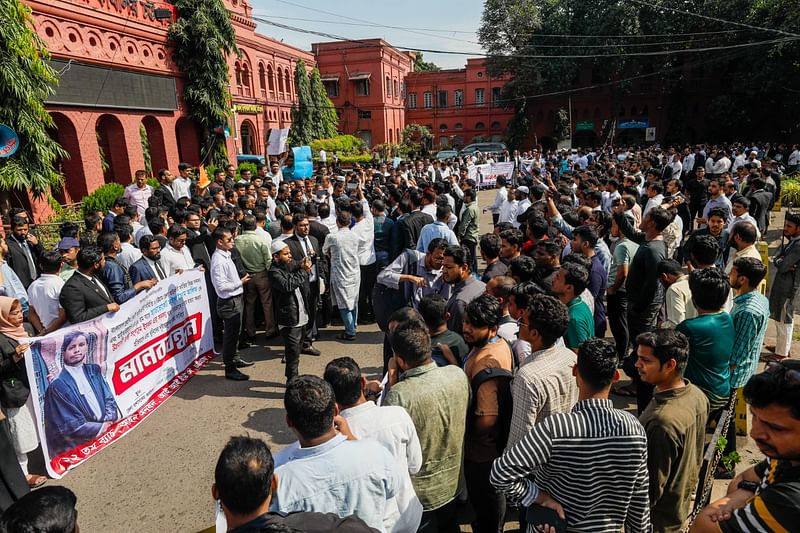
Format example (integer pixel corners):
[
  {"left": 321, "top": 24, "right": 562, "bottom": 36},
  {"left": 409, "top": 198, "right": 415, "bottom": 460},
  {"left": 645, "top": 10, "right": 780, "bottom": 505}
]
[
  {"left": 517, "top": 186, "right": 530, "bottom": 194},
  {"left": 271, "top": 240, "right": 288, "bottom": 255}
]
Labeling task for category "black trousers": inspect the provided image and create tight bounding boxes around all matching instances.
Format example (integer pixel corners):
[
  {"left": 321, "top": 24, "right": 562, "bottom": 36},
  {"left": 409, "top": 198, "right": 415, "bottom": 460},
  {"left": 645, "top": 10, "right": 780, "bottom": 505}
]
[
  {"left": 463, "top": 240, "right": 478, "bottom": 274},
  {"left": 417, "top": 499, "right": 460, "bottom": 533},
  {"left": 303, "top": 280, "right": 320, "bottom": 345},
  {"left": 358, "top": 262, "right": 378, "bottom": 320},
  {"left": 465, "top": 459, "right": 506, "bottom": 533},
  {"left": 689, "top": 204, "right": 704, "bottom": 230},
  {"left": 281, "top": 325, "right": 304, "bottom": 381},
  {"left": 607, "top": 291, "right": 629, "bottom": 360},
  {"left": 625, "top": 301, "right": 661, "bottom": 414},
  {"left": 217, "top": 294, "right": 243, "bottom": 370}
]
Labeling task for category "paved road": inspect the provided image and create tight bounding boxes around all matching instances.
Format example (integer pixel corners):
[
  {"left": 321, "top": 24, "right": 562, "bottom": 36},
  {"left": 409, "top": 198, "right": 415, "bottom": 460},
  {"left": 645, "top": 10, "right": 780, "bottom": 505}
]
[{"left": 44, "top": 189, "right": 793, "bottom": 532}]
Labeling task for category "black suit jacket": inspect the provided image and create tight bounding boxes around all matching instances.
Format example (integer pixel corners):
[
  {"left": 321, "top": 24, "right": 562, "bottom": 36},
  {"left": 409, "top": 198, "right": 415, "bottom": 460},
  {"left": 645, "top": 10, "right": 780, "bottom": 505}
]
[
  {"left": 399, "top": 211, "right": 434, "bottom": 250},
  {"left": 286, "top": 235, "right": 328, "bottom": 283},
  {"left": 748, "top": 189, "right": 773, "bottom": 233},
  {"left": 153, "top": 185, "right": 176, "bottom": 209},
  {"left": 128, "top": 257, "right": 158, "bottom": 286},
  {"left": 60, "top": 272, "right": 114, "bottom": 324},
  {"left": 309, "top": 220, "right": 330, "bottom": 249},
  {"left": 5, "top": 236, "right": 42, "bottom": 289}
]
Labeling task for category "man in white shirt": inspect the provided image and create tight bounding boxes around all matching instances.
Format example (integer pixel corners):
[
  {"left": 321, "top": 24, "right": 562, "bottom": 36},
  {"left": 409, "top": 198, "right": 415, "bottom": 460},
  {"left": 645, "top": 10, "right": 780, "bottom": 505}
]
[
  {"left": 123, "top": 170, "right": 153, "bottom": 220},
  {"left": 642, "top": 182, "right": 665, "bottom": 218},
  {"left": 746, "top": 150, "right": 762, "bottom": 169},
  {"left": 732, "top": 148, "right": 747, "bottom": 172},
  {"left": 351, "top": 194, "right": 377, "bottom": 322},
  {"left": 27, "top": 250, "right": 67, "bottom": 336},
  {"left": 267, "top": 160, "right": 284, "bottom": 185},
  {"left": 172, "top": 163, "right": 194, "bottom": 201},
  {"left": 788, "top": 143, "right": 800, "bottom": 173},
  {"left": 497, "top": 187, "right": 518, "bottom": 227},
  {"left": 712, "top": 152, "right": 731, "bottom": 175},
  {"left": 210, "top": 227, "right": 253, "bottom": 380},
  {"left": 483, "top": 176, "right": 509, "bottom": 226},
  {"left": 161, "top": 225, "right": 195, "bottom": 276},
  {"left": 513, "top": 187, "right": 531, "bottom": 229},
  {"left": 324, "top": 357, "right": 423, "bottom": 533},
  {"left": 116, "top": 226, "right": 142, "bottom": 270},
  {"left": 730, "top": 196, "right": 761, "bottom": 241}
]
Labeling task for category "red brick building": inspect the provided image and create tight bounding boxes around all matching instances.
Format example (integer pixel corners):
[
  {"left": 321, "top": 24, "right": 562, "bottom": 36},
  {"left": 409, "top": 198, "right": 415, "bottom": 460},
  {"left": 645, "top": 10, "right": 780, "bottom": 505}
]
[
  {"left": 312, "top": 39, "right": 415, "bottom": 148},
  {"left": 24, "top": 0, "right": 312, "bottom": 220},
  {"left": 405, "top": 58, "right": 514, "bottom": 150}
]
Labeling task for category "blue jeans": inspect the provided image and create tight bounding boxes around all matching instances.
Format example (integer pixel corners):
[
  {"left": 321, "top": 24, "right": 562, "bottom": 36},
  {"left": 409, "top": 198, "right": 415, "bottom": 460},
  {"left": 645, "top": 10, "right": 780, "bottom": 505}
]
[{"left": 339, "top": 306, "right": 358, "bottom": 336}]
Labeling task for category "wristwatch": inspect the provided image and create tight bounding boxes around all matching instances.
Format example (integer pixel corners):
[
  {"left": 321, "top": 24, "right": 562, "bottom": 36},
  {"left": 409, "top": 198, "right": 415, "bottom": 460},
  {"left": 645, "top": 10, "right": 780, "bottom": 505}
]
[{"left": 738, "top": 480, "right": 760, "bottom": 492}]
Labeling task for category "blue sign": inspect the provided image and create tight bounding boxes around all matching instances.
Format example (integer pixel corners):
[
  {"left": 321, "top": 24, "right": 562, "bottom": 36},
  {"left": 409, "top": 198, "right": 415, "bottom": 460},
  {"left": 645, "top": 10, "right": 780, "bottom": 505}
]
[
  {"left": 0, "top": 125, "right": 19, "bottom": 158},
  {"left": 617, "top": 120, "right": 649, "bottom": 129},
  {"left": 292, "top": 145, "right": 314, "bottom": 179}
]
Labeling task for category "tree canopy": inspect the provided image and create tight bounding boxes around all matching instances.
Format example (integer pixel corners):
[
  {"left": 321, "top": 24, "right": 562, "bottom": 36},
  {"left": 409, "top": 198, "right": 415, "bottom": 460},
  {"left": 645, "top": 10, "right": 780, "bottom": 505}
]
[
  {"left": 479, "top": 0, "right": 800, "bottom": 143},
  {"left": 0, "top": 0, "right": 67, "bottom": 195},
  {"left": 168, "top": 0, "right": 238, "bottom": 168},
  {"left": 413, "top": 52, "right": 441, "bottom": 72}
]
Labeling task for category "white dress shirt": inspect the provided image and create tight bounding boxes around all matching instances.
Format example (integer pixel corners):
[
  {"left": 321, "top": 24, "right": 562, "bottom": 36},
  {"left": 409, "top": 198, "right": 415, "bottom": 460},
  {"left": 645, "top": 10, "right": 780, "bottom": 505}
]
[
  {"left": 27, "top": 273, "right": 64, "bottom": 327},
  {"left": 351, "top": 218, "right": 377, "bottom": 266},
  {"left": 117, "top": 242, "right": 142, "bottom": 270},
  {"left": 161, "top": 244, "right": 194, "bottom": 275},
  {"left": 64, "top": 365, "right": 102, "bottom": 419},
  {"left": 171, "top": 176, "right": 193, "bottom": 201},
  {"left": 210, "top": 249, "right": 243, "bottom": 299}
]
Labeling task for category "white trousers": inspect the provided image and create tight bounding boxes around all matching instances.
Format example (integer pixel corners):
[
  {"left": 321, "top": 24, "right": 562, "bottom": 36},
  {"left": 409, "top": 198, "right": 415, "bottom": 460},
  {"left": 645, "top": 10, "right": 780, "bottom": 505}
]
[{"left": 774, "top": 319, "right": 795, "bottom": 356}]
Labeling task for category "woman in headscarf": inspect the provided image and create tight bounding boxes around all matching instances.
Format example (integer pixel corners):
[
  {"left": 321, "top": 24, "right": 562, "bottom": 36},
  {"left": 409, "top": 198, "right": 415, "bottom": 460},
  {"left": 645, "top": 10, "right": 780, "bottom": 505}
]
[{"left": 0, "top": 296, "right": 44, "bottom": 489}]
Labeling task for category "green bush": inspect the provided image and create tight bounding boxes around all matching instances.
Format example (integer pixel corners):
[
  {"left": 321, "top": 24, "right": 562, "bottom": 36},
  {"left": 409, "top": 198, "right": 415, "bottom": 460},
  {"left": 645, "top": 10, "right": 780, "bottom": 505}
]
[
  {"left": 82, "top": 183, "right": 125, "bottom": 217},
  {"left": 313, "top": 154, "right": 373, "bottom": 164},
  {"left": 237, "top": 162, "right": 257, "bottom": 179},
  {"left": 147, "top": 178, "right": 159, "bottom": 189},
  {"left": 310, "top": 135, "right": 367, "bottom": 157},
  {"left": 780, "top": 179, "right": 800, "bottom": 207}
]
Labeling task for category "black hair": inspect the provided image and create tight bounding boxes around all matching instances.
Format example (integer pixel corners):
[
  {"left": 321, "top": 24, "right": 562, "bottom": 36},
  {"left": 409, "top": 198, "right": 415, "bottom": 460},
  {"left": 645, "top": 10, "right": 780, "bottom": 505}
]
[
  {"left": 214, "top": 436, "right": 273, "bottom": 516},
  {"left": 479, "top": 233, "right": 501, "bottom": 259},
  {"left": 648, "top": 207, "right": 673, "bottom": 232},
  {"left": 526, "top": 293, "right": 570, "bottom": 347},
  {"left": 562, "top": 252, "right": 591, "bottom": 270},
  {"left": 536, "top": 240, "right": 562, "bottom": 257},
  {"left": 636, "top": 329, "right": 690, "bottom": 374},
  {"left": 284, "top": 375, "right": 336, "bottom": 439},
  {"left": 305, "top": 202, "right": 319, "bottom": 217},
  {"left": 116, "top": 225, "right": 133, "bottom": 243},
  {"left": 0, "top": 486, "right": 78, "bottom": 533},
  {"left": 417, "top": 294, "right": 448, "bottom": 330},
  {"left": 10, "top": 216, "right": 27, "bottom": 229},
  {"left": 167, "top": 224, "right": 187, "bottom": 240},
  {"left": 148, "top": 218, "right": 166, "bottom": 236},
  {"left": 560, "top": 262, "right": 589, "bottom": 295},
  {"left": 443, "top": 244, "right": 470, "bottom": 269},
  {"left": 336, "top": 211, "right": 351, "bottom": 227},
  {"left": 657, "top": 258, "right": 683, "bottom": 276},
  {"left": 59, "top": 222, "right": 80, "bottom": 239},
  {"left": 690, "top": 234, "right": 721, "bottom": 267},
  {"left": 731, "top": 221, "right": 757, "bottom": 244},
  {"left": 732, "top": 256, "right": 766, "bottom": 287},
  {"left": 648, "top": 181, "right": 664, "bottom": 194},
  {"left": 509, "top": 255, "right": 536, "bottom": 283},
  {"left": 77, "top": 246, "right": 103, "bottom": 269},
  {"left": 500, "top": 229, "right": 525, "bottom": 249},
  {"left": 707, "top": 207, "right": 728, "bottom": 222},
  {"left": 572, "top": 225, "right": 599, "bottom": 248},
  {"left": 435, "top": 204, "right": 451, "bottom": 221},
  {"left": 96, "top": 231, "right": 120, "bottom": 254},
  {"left": 744, "top": 359, "right": 800, "bottom": 420},
  {"left": 577, "top": 338, "right": 619, "bottom": 391},
  {"left": 390, "top": 319, "right": 432, "bottom": 367},
  {"left": 487, "top": 275, "right": 515, "bottom": 300},
  {"left": 38, "top": 250, "right": 63, "bottom": 275},
  {"left": 527, "top": 216, "right": 549, "bottom": 239},
  {"left": 732, "top": 196, "right": 750, "bottom": 209},
  {"left": 241, "top": 215, "right": 257, "bottom": 232},
  {"left": 139, "top": 234, "right": 159, "bottom": 251},
  {"left": 688, "top": 267, "right": 729, "bottom": 311},
  {"left": 464, "top": 294, "right": 502, "bottom": 329},
  {"left": 112, "top": 197, "right": 129, "bottom": 209},
  {"left": 323, "top": 357, "right": 362, "bottom": 408},
  {"left": 212, "top": 227, "right": 232, "bottom": 245}
]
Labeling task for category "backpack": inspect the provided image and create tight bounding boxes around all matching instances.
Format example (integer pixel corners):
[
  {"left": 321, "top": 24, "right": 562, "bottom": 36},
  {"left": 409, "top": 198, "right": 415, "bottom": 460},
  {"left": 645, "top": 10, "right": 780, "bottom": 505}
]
[{"left": 469, "top": 338, "right": 517, "bottom": 454}]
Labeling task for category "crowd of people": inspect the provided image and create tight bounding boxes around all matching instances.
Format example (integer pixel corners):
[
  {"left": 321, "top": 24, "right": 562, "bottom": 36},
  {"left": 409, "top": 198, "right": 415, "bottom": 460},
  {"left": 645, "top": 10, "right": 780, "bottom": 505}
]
[{"left": 0, "top": 142, "right": 798, "bottom": 532}]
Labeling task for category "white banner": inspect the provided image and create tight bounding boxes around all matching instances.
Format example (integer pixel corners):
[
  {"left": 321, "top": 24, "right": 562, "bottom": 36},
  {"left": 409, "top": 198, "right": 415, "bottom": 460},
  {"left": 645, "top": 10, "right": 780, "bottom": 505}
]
[
  {"left": 24, "top": 269, "right": 214, "bottom": 478},
  {"left": 476, "top": 162, "right": 515, "bottom": 188},
  {"left": 267, "top": 128, "right": 289, "bottom": 155}
]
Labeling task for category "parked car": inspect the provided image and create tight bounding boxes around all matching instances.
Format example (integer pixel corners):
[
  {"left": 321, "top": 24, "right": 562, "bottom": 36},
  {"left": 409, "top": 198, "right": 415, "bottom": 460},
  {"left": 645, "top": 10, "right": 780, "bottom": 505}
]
[
  {"left": 460, "top": 142, "right": 507, "bottom": 156},
  {"left": 237, "top": 154, "right": 266, "bottom": 166},
  {"left": 435, "top": 149, "right": 459, "bottom": 160}
]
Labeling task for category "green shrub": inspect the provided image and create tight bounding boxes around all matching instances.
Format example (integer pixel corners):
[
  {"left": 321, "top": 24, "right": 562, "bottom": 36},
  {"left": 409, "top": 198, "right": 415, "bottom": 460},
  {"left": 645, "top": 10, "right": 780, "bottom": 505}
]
[
  {"left": 780, "top": 179, "right": 800, "bottom": 207},
  {"left": 147, "top": 178, "right": 159, "bottom": 189},
  {"left": 237, "top": 162, "right": 257, "bottom": 179},
  {"left": 310, "top": 135, "right": 367, "bottom": 157},
  {"left": 313, "top": 154, "right": 373, "bottom": 164},
  {"left": 82, "top": 183, "right": 125, "bottom": 217}
]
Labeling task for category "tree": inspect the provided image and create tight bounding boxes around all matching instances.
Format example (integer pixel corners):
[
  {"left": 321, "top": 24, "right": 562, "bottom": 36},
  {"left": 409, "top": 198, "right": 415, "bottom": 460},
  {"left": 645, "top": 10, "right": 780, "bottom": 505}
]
[
  {"left": 0, "top": 0, "right": 68, "bottom": 195},
  {"left": 413, "top": 52, "right": 440, "bottom": 72},
  {"left": 309, "top": 67, "right": 338, "bottom": 140},
  {"left": 289, "top": 60, "right": 314, "bottom": 145},
  {"left": 168, "top": 0, "right": 238, "bottom": 168}
]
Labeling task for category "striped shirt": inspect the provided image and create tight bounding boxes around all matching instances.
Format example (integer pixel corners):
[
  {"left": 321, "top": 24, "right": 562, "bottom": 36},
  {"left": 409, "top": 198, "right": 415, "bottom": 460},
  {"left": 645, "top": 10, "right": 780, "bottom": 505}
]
[
  {"left": 720, "top": 459, "right": 799, "bottom": 533},
  {"left": 730, "top": 291, "right": 770, "bottom": 389},
  {"left": 490, "top": 398, "right": 651, "bottom": 533}
]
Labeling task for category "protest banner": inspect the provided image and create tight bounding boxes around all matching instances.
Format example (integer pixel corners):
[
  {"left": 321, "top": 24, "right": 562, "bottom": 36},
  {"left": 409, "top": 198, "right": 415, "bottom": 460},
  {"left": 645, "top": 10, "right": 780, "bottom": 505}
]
[
  {"left": 267, "top": 128, "right": 289, "bottom": 155},
  {"left": 24, "top": 269, "right": 214, "bottom": 479},
  {"left": 475, "top": 162, "right": 514, "bottom": 189}
]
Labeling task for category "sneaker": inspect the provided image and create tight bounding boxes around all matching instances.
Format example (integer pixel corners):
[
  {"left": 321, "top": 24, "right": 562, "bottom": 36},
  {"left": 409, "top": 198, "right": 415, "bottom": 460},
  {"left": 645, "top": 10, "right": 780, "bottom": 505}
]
[{"left": 225, "top": 368, "right": 249, "bottom": 381}]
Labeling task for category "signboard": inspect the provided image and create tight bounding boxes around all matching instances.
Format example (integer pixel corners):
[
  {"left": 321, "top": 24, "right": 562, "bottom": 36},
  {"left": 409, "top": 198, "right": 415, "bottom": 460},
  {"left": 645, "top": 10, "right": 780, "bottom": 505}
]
[
  {"left": 236, "top": 104, "right": 264, "bottom": 114},
  {"left": 618, "top": 119, "right": 649, "bottom": 129},
  {"left": 470, "top": 162, "right": 514, "bottom": 189},
  {"left": 24, "top": 270, "right": 214, "bottom": 478},
  {"left": 0, "top": 125, "right": 19, "bottom": 158},
  {"left": 575, "top": 121, "right": 594, "bottom": 131},
  {"left": 267, "top": 128, "right": 289, "bottom": 155},
  {"left": 645, "top": 127, "right": 656, "bottom": 141}
]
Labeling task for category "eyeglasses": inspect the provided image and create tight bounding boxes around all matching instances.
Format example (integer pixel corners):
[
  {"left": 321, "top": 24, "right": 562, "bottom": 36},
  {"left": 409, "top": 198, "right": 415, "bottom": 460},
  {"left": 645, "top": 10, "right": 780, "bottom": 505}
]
[{"left": 765, "top": 361, "right": 800, "bottom": 385}]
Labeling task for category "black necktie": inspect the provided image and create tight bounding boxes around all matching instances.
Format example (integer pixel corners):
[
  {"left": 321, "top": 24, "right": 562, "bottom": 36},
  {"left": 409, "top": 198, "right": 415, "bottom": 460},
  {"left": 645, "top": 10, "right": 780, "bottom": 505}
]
[
  {"left": 154, "top": 261, "right": 166, "bottom": 280},
  {"left": 91, "top": 277, "right": 110, "bottom": 301}
]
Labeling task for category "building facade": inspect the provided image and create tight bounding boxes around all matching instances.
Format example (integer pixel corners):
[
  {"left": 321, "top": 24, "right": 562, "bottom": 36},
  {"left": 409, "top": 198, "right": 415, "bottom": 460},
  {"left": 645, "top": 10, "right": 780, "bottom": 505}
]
[
  {"left": 405, "top": 58, "right": 514, "bottom": 150},
  {"left": 23, "top": 0, "right": 311, "bottom": 220},
  {"left": 313, "top": 39, "right": 415, "bottom": 148}
]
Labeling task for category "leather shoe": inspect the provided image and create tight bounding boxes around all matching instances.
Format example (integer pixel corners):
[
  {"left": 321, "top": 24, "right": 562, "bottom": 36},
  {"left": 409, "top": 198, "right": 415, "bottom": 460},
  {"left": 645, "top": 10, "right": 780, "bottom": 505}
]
[
  {"left": 301, "top": 346, "right": 321, "bottom": 356},
  {"left": 238, "top": 340, "right": 252, "bottom": 349},
  {"left": 225, "top": 368, "right": 249, "bottom": 381},
  {"left": 232, "top": 357, "right": 254, "bottom": 368}
]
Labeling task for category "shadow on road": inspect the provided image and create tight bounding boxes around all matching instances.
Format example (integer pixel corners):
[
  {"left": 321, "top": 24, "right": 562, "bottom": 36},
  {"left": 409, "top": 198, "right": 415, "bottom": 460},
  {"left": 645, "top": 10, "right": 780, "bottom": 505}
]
[{"left": 242, "top": 407, "right": 296, "bottom": 445}]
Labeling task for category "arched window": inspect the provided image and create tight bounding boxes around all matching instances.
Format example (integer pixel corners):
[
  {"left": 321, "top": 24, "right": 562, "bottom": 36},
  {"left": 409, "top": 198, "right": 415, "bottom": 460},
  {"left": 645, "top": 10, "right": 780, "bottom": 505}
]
[
  {"left": 267, "top": 64, "right": 275, "bottom": 94},
  {"left": 258, "top": 63, "right": 266, "bottom": 97},
  {"left": 278, "top": 68, "right": 285, "bottom": 94},
  {"left": 440, "top": 124, "right": 448, "bottom": 131},
  {"left": 234, "top": 62, "right": 242, "bottom": 94},
  {"left": 285, "top": 70, "right": 291, "bottom": 98},
  {"left": 386, "top": 76, "right": 391, "bottom": 96},
  {"left": 491, "top": 121, "right": 501, "bottom": 129},
  {"left": 242, "top": 63, "right": 251, "bottom": 97},
  {"left": 475, "top": 122, "right": 485, "bottom": 129},
  {"left": 455, "top": 123, "right": 463, "bottom": 129},
  {"left": 389, "top": 129, "right": 394, "bottom": 143}
]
